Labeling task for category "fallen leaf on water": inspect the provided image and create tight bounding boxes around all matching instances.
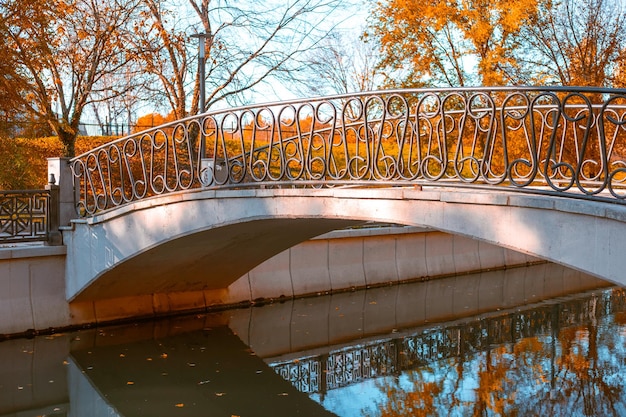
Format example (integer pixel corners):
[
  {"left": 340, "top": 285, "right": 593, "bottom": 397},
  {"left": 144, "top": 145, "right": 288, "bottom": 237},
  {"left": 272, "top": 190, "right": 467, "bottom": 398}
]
[
  {"left": 126, "top": 381, "right": 134, "bottom": 385},
  {"left": 369, "top": 301, "right": 377, "bottom": 305}
]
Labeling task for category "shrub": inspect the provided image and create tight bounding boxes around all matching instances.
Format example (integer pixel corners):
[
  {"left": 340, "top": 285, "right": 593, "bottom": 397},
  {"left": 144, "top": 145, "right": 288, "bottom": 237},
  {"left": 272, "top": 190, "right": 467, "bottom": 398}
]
[{"left": 0, "top": 136, "right": 118, "bottom": 189}]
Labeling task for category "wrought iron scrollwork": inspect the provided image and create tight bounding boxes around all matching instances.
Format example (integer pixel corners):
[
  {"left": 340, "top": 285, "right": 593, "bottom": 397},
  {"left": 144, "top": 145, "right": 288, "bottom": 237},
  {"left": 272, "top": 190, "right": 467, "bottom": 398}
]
[{"left": 70, "top": 87, "right": 626, "bottom": 216}]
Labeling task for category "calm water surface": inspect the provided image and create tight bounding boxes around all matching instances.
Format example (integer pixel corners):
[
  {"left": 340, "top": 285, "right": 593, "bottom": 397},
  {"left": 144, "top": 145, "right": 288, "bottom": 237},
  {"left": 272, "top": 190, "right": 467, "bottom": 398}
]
[{"left": 2, "top": 263, "right": 626, "bottom": 416}]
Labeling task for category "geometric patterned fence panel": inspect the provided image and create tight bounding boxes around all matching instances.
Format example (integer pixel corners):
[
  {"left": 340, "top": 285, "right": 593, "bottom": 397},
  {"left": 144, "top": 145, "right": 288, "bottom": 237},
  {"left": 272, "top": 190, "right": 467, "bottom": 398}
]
[{"left": 0, "top": 190, "right": 50, "bottom": 244}]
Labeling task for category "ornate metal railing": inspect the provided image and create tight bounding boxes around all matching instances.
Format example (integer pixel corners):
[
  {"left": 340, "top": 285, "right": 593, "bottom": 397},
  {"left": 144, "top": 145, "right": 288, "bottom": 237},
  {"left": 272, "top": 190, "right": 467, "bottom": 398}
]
[
  {"left": 0, "top": 190, "right": 54, "bottom": 244},
  {"left": 70, "top": 86, "right": 626, "bottom": 216}
]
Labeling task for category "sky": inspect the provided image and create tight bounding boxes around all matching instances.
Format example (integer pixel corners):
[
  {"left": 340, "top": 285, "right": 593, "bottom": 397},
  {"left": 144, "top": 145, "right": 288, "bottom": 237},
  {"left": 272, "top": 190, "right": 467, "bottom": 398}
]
[{"left": 80, "top": 0, "right": 370, "bottom": 134}]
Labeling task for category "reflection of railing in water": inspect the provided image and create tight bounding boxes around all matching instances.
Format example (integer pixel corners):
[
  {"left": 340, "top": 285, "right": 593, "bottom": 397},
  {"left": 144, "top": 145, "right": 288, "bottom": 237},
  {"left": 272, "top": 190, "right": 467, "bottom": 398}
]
[
  {"left": 70, "top": 86, "right": 626, "bottom": 216},
  {"left": 270, "top": 287, "right": 626, "bottom": 396}
]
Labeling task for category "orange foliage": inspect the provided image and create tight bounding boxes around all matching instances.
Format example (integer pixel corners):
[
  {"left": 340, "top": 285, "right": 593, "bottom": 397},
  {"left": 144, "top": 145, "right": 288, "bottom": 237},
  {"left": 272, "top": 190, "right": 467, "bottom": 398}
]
[
  {"left": 370, "top": 0, "right": 542, "bottom": 87},
  {"left": 376, "top": 375, "right": 443, "bottom": 417},
  {"left": 0, "top": 136, "right": 118, "bottom": 189},
  {"left": 133, "top": 112, "right": 177, "bottom": 133}
]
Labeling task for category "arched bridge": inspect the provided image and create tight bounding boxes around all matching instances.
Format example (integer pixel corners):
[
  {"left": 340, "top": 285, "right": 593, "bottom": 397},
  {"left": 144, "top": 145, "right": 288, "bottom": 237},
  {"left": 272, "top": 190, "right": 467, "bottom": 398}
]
[{"left": 65, "top": 86, "right": 626, "bottom": 302}]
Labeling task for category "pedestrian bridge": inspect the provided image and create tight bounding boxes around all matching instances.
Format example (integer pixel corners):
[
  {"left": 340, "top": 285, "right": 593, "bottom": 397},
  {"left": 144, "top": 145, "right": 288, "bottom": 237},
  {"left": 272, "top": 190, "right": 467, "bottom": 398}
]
[
  {"left": 65, "top": 185, "right": 626, "bottom": 302},
  {"left": 61, "top": 87, "right": 626, "bottom": 301}
]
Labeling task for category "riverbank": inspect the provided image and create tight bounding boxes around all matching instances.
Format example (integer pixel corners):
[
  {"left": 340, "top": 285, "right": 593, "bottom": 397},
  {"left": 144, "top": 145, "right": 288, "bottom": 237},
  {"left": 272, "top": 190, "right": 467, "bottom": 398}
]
[{"left": 0, "top": 225, "right": 586, "bottom": 338}]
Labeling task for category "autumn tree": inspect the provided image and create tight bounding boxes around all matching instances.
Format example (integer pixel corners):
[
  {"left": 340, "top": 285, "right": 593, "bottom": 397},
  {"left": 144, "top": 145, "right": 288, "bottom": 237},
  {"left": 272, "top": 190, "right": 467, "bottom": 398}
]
[
  {"left": 133, "top": 112, "right": 176, "bottom": 133},
  {"left": 132, "top": 0, "right": 348, "bottom": 120},
  {"left": 130, "top": 0, "right": 190, "bottom": 120},
  {"left": 0, "top": 0, "right": 141, "bottom": 156},
  {"left": 520, "top": 0, "right": 626, "bottom": 87},
  {"left": 294, "top": 30, "right": 382, "bottom": 97},
  {"left": 0, "top": 1, "right": 40, "bottom": 137},
  {"left": 369, "top": 0, "right": 543, "bottom": 88},
  {"left": 611, "top": 52, "right": 626, "bottom": 88},
  {"left": 0, "top": 41, "right": 20, "bottom": 135},
  {"left": 88, "top": 63, "right": 154, "bottom": 137}
]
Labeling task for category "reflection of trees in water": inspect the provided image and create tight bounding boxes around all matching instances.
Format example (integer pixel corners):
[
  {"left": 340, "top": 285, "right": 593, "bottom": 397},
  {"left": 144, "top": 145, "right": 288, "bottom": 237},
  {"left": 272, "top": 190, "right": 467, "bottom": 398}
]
[{"left": 367, "top": 289, "right": 626, "bottom": 417}]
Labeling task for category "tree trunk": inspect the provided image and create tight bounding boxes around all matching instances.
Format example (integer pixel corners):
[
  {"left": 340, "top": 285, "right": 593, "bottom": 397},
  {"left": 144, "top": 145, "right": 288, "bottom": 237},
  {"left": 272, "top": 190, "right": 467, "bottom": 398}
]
[{"left": 57, "top": 128, "right": 76, "bottom": 158}]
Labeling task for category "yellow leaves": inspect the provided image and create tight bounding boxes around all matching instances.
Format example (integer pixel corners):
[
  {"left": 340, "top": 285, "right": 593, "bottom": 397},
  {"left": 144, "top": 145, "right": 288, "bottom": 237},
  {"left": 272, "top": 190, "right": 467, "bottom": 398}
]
[
  {"left": 0, "top": 135, "right": 116, "bottom": 189},
  {"left": 76, "top": 29, "right": 89, "bottom": 41},
  {"left": 372, "top": 0, "right": 545, "bottom": 86},
  {"left": 133, "top": 112, "right": 176, "bottom": 133}
]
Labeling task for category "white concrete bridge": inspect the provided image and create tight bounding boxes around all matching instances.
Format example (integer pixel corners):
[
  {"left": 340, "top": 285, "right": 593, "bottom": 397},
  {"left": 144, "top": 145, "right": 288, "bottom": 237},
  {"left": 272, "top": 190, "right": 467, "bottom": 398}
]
[
  {"left": 59, "top": 86, "right": 626, "bottom": 305},
  {"left": 64, "top": 184, "right": 626, "bottom": 304}
]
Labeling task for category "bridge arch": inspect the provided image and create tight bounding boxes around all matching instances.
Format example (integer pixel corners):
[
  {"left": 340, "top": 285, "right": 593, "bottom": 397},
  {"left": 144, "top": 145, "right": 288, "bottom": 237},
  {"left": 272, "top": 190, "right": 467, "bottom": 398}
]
[{"left": 65, "top": 186, "right": 626, "bottom": 302}]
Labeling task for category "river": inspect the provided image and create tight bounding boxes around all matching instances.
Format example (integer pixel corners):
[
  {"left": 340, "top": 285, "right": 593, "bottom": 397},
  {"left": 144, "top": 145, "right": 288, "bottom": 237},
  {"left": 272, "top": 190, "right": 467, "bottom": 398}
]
[{"left": 1, "top": 263, "right": 624, "bottom": 416}]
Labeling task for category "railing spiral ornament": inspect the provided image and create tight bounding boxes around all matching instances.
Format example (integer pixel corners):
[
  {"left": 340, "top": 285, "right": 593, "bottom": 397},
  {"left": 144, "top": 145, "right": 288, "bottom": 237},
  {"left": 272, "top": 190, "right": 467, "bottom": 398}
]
[{"left": 70, "top": 87, "right": 626, "bottom": 217}]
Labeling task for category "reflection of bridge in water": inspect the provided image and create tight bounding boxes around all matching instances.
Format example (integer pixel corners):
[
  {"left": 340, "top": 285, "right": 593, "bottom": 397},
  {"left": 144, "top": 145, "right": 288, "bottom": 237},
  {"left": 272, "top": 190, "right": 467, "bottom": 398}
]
[
  {"left": 0, "top": 263, "right": 616, "bottom": 417},
  {"left": 269, "top": 286, "right": 626, "bottom": 397}
]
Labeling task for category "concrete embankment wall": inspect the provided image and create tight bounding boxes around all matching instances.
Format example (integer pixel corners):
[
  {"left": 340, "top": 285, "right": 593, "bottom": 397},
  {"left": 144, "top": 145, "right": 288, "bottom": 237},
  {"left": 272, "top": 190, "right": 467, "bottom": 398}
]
[
  {"left": 0, "top": 227, "right": 543, "bottom": 337},
  {"left": 0, "top": 245, "right": 68, "bottom": 336}
]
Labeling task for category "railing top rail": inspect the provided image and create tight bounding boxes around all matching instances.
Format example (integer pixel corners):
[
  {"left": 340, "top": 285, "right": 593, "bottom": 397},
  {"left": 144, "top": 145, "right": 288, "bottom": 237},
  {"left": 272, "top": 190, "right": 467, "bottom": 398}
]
[
  {"left": 70, "top": 86, "right": 626, "bottom": 160},
  {"left": 0, "top": 189, "right": 50, "bottom": 194}
]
